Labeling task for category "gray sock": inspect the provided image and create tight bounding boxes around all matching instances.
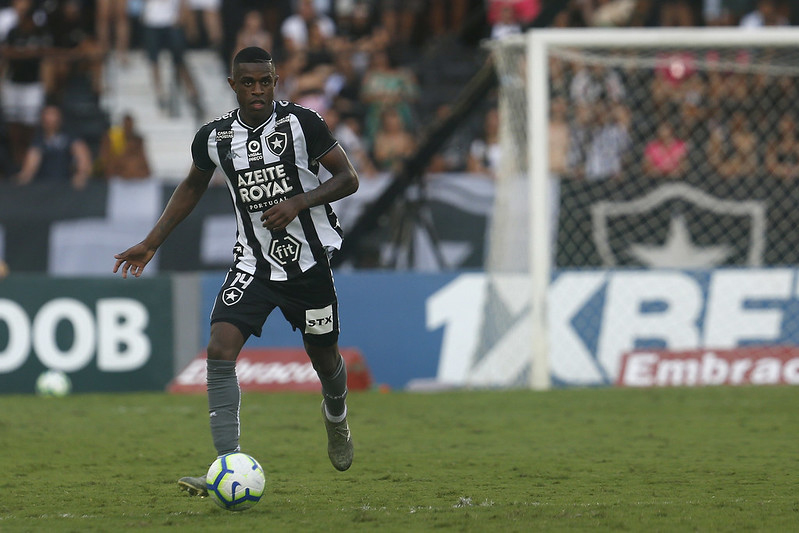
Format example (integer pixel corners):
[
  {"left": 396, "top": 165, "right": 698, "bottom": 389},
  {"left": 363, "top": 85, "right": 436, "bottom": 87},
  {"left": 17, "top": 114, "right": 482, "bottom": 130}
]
[
  {"left": 318, "top": 356, "right": 348, "bottom": 418},
  {"left": 207, "top": 359, "right": 240, "bottom": 455}
]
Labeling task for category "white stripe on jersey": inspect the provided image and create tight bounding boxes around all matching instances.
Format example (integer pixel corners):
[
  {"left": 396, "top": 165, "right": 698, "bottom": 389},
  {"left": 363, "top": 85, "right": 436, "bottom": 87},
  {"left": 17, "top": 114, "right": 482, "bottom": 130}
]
[{"left": 197, "top": 104, "right": 342, "bottom": 281}]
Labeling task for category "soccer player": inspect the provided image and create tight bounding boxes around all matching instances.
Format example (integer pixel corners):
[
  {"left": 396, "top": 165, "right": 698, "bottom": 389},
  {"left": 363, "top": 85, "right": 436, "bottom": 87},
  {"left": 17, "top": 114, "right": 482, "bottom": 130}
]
[{"left": 113, "top": 47, "right": 358, "bottom": 493}]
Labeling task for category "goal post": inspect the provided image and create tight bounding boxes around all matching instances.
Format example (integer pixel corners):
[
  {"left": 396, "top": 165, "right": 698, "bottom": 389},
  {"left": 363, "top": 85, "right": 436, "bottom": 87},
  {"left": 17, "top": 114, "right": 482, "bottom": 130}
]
[{"left": 489, "top": 27, "right": 799, "bottom": 390}]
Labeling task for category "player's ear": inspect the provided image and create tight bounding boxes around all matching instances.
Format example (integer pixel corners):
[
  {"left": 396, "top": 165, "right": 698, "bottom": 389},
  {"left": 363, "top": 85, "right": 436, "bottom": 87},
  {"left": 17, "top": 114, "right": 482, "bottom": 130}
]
[
  {"left": 273, "top": 74, "right": 279, "bottom": 87},
  {"left": 227, "top": 77, "right": 235, "bottom": 90}
]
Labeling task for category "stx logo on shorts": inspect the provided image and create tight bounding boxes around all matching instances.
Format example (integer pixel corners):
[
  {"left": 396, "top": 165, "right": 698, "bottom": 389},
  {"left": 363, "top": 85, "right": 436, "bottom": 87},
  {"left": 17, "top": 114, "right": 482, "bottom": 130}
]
[
  {"left": 305, "top": 305, "right": 334, "bottom": 335},
  {"left": 268, "top": 234, "right": 302, "bottom": 266}
]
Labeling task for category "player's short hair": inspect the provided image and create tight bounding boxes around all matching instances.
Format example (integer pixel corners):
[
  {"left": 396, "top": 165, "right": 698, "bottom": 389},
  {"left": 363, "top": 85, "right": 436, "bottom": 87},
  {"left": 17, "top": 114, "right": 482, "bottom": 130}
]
[{"left": 232, "top": 47, "right": 273, "bottom": 71}]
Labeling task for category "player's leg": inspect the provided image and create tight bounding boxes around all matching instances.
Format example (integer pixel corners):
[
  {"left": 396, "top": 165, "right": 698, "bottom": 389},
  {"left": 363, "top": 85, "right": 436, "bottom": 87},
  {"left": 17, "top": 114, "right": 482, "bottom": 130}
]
[
  {"left": 305, "top": 340, "right": 347, "bottom": 421},
  {"left": 178, "top": 322, "right": 246, "bottom": 497},
  {"left": 206, "top": 321, "right": 246, "bottom": 455},
  {"left": 306, "top": 341, "right": 353, "bottom": 471},
  {"left": 180, "top": 270, "right": 271, "bottom": 496},
  {"left": 305, "top": 341, "right": 348, "bottom": 420}
]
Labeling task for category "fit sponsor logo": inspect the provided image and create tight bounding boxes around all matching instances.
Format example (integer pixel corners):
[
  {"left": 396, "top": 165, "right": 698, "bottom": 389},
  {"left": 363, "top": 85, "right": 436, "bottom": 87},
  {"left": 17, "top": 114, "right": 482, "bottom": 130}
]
[
  {"left": 236, "top": 164, "right": 294, "bottom": 212},
  {"left": 305, "top": 305, "right": 334, "bottom": 335},
  {"left": 617, "top": 347, "right": 799, "bottom": 387},
  {"left": 268, "top": 234, "right": 301, "bottom": 266},
  {"left": 247, "top": 139, "right": 263, "bottom": 162}
]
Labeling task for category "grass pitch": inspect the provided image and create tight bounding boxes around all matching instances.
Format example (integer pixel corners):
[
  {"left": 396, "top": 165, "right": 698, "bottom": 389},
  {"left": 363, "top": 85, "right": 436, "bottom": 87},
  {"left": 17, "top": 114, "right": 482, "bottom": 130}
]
[{"left": 0, "top": 386, "right": 797, "bottom": 532}]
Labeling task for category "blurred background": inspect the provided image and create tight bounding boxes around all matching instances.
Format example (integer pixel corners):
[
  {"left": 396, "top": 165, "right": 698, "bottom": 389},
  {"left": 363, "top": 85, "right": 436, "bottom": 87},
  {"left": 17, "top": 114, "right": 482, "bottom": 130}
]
[{"left": 2, "top": 0, "right": 799, "bottom": 394}]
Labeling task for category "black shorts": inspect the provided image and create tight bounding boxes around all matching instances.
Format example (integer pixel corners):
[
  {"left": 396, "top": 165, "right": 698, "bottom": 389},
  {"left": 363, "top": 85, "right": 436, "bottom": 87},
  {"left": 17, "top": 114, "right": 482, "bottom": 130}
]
[{"left": 210, "top": 262, "right": 339, "bottom": 347}]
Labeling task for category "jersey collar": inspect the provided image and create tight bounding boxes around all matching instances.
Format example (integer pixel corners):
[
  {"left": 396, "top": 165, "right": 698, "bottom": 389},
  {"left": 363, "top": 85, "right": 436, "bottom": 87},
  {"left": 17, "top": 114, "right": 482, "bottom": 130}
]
[{"left": 235, "top": 102, "right": 276, "bottom": 131}]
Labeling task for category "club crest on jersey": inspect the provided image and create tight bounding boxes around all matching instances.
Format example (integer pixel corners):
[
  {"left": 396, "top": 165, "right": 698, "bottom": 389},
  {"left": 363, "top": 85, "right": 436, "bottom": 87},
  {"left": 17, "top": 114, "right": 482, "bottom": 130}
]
[{"left": 266, "top": 131, "right": 288, "bottom": 157}]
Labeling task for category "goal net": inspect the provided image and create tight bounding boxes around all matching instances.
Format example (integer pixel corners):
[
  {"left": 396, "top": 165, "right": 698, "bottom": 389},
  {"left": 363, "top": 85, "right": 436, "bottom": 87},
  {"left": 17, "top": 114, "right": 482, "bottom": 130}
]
[{"left": 487, "top": 28, "right": 799, "bottom": 389}]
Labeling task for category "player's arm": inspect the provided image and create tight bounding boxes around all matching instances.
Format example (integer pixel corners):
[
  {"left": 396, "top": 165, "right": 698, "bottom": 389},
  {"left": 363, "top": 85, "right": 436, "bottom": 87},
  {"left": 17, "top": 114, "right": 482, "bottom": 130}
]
[
  {"left": 261, "top": 144, "right": 359, "bottom": 230},
  {"left": 113, "top": 164, "right": 214, "bottom": 278}
]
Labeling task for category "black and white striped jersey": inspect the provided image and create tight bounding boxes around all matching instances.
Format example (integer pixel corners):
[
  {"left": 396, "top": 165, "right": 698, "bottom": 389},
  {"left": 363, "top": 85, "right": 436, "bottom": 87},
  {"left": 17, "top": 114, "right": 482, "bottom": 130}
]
[{"left": 191, "top": 101, "right": 343, "bottom": 281}]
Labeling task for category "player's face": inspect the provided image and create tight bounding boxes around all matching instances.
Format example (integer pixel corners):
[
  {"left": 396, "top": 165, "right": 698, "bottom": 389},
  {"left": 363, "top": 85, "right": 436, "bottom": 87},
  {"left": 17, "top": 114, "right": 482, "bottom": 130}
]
[{"left": 229, "top": 61, "right": 278, "bottom": 126}]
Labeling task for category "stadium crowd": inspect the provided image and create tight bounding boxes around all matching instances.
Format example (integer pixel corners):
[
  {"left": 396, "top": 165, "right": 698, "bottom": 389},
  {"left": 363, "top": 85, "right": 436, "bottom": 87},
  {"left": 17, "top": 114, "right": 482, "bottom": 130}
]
[{"left": 0, "top": 0, "right": 797, "bottom": 187}]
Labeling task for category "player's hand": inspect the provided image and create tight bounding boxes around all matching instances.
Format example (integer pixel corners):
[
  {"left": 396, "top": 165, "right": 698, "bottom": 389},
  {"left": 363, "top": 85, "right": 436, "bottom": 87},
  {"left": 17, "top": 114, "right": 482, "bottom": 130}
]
[
  {"left": 113, "top": 243, "right": 156, "bottom": 279},
  {"left": 261, "top": 195, "right": 307, "bottom": 231}
]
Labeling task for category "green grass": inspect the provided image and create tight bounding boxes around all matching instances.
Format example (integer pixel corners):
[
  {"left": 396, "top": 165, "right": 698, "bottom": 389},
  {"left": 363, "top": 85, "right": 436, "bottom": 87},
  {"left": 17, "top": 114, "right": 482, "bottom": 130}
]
[{"left": 0, "top": 387, "right": 797, "bottom": 532}]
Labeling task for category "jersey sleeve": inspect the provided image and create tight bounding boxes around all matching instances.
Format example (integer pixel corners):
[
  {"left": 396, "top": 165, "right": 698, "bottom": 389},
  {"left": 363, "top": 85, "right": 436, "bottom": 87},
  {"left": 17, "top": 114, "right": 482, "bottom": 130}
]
[
  {"left": 191, "top": 125, "right": 216, "bottom": 171},
  {"left": 300, "top": 108, "right": 338, "bottom": 161}
]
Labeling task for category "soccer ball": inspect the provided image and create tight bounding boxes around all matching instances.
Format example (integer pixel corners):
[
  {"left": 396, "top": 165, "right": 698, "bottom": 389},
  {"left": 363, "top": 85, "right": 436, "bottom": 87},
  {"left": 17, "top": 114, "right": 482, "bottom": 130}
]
[
  {"left": 35, "top": 370, "right": 72, "bottom": 397},
  {"left": 206, "top": 452, "right": 266, "bottom": 511}
]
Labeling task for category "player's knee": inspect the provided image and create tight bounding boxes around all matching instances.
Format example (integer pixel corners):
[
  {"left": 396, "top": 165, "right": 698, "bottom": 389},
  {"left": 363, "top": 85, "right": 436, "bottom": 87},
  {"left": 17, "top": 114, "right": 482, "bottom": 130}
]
[
  {"left": 206, "top": 337, "right": 239, "bottom": 361},
  {"left": 305, "top": 343, "right": 340, "bottom": 375}
]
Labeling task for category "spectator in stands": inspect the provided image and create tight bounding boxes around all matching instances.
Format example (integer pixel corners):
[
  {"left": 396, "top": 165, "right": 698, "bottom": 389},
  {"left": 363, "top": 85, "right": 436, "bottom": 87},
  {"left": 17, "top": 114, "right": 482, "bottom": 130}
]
[
  {"left": 360, "top": 48, "right": 419, "bottom": 145},
  {"left": 566, "top": 103, "right": 594, "bottom": 179},
  {"left": 658, "top": 0, "right": 698, "bottom": 26},
  {"left": 489, "top": 1, "right": 523, "bottom": 39},
  {"left": 380, "top": 0, "right": 425, "bottom": 45},
  {"left": 575, "top": 0, "right": 640, "bottom": 27},
  {"left": 650, "top": 51, "right": 699, "bottom": 109},
  {"left": 185, "top": 0, "right": 223, "bottom": 52},
  {"left": 487, "top": 0, "right": 542, "bottom": 30},
  {"left": 15, "top": 105, "right": 92, "bottom": 189},
  {"left": 1, "top": 1, "right": 51, "bottom": 168},
  {"left": 739, "top": 0, "right": 789, "bottom": 27},
  {"left": 427, "top": 0, "right": 469, "bottom": 38},
  {"left": 141, "top": 0, "right": 204, "bottom": 120},
  {"left": 96, "top": 0, "right": 130, "bottom": 63},
  {"left": 0, "top": 0, "right": 28, "bottom": 42},
  {"left": 96, "top": 113, "right": 152, "bottom": 180},
  {"left": 45, "top": 0, "right": 106, "bottom": 102},
  {"left": 707, "top": 110, "right": 758, "bottom": 178},
  {"left": 549, "top": 55, "right": 570, "bottom": 100},
  {"left": 643, "top": 120, "right": 688, "bottom": 178},
  {"left": 585, "top": 101, "right": 631, "bottom": 180},
  {"left": 372, "top": 106, "right": 416, "bottom": 173},
  {"left": 281, "top": 0, "right": 335, "bottom": 53},
  {"left": 0, "top": 110, "right": 16, "bottom": 179},
  {"left": 677, "top": 96, "right": 710, "bottom": 170},
  {"left": 570, "top": 62, "right": 625, "bottom": 105},
  {"left": 324, "top": 107, "right": 377, "bottom": 177},
  {"left": 325, "top": 48, "right": 364, "bottom": 120},
  {"left": 467, "top": 107, "right": 500, "bottom": 178},
  {"left": 233, "top": 10, "right": 272, "bottom": 60},
  {"left": 549, "top": 96, "right": 570, "bottom": 177},
  {"left": 703, "top": 0, "right": 736, "bottom": 25},
  {"left": 765, "top": 114, "right": 799, "bottom": 179},
  {"left": 427, "top": 103, "right": 472, "bottom": 173}
]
